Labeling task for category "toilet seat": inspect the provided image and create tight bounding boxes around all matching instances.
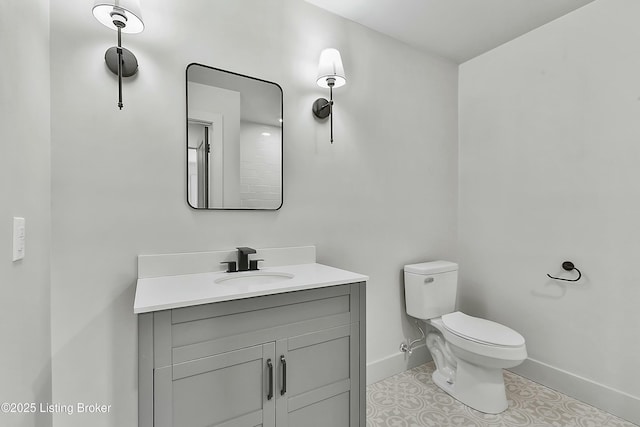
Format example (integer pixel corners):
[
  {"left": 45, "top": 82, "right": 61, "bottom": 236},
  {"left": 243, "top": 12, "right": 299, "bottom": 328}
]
[{"left": 441, "top": 311, "right": 525, "bottom": 347}]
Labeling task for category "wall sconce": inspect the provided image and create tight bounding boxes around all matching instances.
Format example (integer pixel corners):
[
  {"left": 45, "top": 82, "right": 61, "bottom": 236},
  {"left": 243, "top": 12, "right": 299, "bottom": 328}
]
[
  {"left": 92, "top": 0, "right": 144, "bottom": 109},
  {"left": 312, "top": 48, "right": 346, "bottom": 143}
]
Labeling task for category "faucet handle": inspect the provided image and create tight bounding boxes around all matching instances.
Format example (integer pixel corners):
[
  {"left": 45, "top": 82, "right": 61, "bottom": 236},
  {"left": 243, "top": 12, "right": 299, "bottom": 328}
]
[
  {"left": 249, "top": 259, "right": 264, "bottom": 271},
  {"left": 220, "top": 261, "right": 237, "bottom": 273}
]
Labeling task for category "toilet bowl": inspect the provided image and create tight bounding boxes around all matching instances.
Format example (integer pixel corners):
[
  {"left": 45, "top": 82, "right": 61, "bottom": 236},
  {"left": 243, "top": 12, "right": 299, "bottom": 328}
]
[{"left": 403, "top": 261, "right": 527, "bottom": 414}]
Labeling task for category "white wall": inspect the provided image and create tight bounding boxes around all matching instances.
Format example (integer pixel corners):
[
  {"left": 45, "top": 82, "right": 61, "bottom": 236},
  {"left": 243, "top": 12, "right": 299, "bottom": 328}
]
[
  {"left": 49, "top": 0, "right": 458, "bottom": 426},
  {"left": 459, "top": 0, "right": 640, "bottom": 422},
  {"left": 0, "top": 1, "right": 52, "bottom": 426}
]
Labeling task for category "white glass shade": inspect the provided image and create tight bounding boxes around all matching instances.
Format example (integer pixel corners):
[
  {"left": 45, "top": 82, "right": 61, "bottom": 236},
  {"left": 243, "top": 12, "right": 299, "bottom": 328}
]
[
  {"left": 316, "top": 48, "right": 346, "bottom": 88},
  {"left": 93, "top": 0, "right": 144, "bottom": 34}
]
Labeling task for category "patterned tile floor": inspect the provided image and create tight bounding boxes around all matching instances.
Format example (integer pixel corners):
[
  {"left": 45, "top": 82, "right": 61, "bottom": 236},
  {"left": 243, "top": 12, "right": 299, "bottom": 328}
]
[{"left": 367, "top": 362, "right": 638, "bottom": 427}]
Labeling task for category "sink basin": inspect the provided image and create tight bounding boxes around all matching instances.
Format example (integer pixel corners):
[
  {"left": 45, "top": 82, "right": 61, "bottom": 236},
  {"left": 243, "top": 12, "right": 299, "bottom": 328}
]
[{"left": 214, "top": 271, "right": 295, "bottom": 286}]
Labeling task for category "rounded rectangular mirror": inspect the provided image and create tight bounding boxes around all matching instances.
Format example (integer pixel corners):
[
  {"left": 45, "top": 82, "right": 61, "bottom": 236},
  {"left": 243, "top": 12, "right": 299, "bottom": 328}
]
[{"left": 186, "top": 63, "right": 283, "bottom": 210}]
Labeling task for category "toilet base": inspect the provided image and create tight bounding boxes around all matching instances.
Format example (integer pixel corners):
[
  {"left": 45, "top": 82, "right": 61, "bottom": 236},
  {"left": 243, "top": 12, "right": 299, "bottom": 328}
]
[{"left": 432, "top": 359, "right": 508, "bottom": 414}]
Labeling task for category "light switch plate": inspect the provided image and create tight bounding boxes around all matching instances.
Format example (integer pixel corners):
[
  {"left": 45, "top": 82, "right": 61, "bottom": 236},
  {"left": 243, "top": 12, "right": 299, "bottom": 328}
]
[{"left": 12, "top": 217, "right": 25, "bottom": 262}]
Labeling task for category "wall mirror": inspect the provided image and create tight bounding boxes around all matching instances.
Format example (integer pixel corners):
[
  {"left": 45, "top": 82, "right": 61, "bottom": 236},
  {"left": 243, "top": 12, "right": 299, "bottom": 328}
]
[{"left": 186, "top": 63, "right": 283, "bottom": 210}]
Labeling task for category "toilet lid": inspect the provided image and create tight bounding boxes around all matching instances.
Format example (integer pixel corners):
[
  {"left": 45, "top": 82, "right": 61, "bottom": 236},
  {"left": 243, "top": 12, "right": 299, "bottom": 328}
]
[{"left": 441, "top": 312, "right": 525, "bottom": 347}]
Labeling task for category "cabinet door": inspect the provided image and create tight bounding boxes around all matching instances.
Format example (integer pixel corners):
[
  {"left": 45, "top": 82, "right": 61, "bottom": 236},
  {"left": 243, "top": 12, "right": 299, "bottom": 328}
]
[
  {"left": 154, "top": 342, "right": 276, "bottom": 427},
  {"left": 275, "top": 323, "right": 359, "bottom": 427}
]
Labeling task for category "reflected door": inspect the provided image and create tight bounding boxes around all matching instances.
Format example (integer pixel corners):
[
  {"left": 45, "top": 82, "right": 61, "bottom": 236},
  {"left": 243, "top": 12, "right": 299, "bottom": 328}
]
[{"left": 188, "top": 120, "right": 224, "bottom": 208}]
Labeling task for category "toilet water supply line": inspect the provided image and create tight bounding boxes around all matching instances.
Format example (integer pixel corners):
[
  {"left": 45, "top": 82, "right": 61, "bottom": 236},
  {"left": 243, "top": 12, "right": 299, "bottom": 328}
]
[{"left": 399, "top": 320, "right": 425, "bottom": 354}]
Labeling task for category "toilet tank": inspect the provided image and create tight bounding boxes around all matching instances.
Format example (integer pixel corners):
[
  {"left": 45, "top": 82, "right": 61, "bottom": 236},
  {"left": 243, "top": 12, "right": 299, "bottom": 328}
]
[{"left": 404, "top": 261, "right": 458, "bottom": 320}]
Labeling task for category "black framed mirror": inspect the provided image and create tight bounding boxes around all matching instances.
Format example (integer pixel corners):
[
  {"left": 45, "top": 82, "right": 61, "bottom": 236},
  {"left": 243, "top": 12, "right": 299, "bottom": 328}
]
[{"left": 186, "top": 64, "right": 283, "bottom": 210}]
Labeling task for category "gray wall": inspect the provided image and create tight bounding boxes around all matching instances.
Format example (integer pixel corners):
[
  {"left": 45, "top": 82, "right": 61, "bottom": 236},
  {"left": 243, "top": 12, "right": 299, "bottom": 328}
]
[
  {"left": 459, "top": 0, "right": 639, "bottom": 420},
  {"left": 50, "top": 0, "right": 458, "bottom": 425},
  {"left": 0, "top": 0, "right": 52, "bottom": 426}
]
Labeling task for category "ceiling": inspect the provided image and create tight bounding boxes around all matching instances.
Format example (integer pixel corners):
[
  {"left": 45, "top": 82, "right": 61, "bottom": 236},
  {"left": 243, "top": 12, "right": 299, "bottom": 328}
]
[{"left": 304, "top": 0, "right": 596, "bottom": 63}]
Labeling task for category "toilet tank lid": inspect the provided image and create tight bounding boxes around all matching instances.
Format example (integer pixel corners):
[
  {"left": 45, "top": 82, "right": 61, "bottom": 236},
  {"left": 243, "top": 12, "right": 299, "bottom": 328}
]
[{"left": 404, "top": 260, "right": 458, "bottom": 275}]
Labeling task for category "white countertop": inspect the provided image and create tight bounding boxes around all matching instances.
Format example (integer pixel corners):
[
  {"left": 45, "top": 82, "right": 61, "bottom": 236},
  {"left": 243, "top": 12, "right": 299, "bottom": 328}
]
[{"left": 134, "top": 263, "right": 368, "bottom": 314}]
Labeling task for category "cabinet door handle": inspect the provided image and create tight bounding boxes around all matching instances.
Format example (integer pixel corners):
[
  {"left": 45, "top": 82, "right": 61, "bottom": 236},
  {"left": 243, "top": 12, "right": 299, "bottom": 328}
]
[
  {"left": 267, "top": 359, "right": 274, "bottom": 400},
  {"left": 280, "top": 355, "right": 287, "bottom": 396}
]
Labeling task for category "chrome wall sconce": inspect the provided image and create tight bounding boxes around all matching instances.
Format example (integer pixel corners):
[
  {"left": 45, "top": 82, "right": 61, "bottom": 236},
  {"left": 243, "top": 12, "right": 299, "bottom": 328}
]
[
  {"left": 312, "top": 48, "right": 346, "bottom": 143},
  {"left": 92, "top": 0, "right": 144, "bottom": 109}
]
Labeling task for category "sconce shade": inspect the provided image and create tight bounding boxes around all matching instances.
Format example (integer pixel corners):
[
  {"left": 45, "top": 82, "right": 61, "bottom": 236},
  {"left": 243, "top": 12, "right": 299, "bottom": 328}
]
[
  {"left": 316, "top": 48, "right": 346, "bottom": 88},
  {"left": 93, "top": 0, "right": 144, "bottom": 34}
]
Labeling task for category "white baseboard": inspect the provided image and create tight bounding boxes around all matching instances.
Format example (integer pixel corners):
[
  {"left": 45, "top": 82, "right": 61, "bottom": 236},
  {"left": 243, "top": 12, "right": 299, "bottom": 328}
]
[
  {"left": 510, "top": 358, "right": 640, "bottom": 425},
  {"left": 366, "top": 344, "right": 431, "bottom": 385}
]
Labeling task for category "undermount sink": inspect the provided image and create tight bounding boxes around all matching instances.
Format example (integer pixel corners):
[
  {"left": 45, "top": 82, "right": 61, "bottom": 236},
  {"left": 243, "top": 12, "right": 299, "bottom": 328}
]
[{"left": 214, "top": 271, "right": 295, "bottom": 286}]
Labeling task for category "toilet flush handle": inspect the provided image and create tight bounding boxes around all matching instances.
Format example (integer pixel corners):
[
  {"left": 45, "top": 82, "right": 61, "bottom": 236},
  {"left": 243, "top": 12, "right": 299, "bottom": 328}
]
[{"left": 424, "top": 277, "right": 434, "bottom": 284}]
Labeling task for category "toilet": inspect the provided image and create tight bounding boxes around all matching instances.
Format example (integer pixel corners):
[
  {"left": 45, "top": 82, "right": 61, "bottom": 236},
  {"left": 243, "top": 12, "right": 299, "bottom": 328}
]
[{"left": 404, "top": 261, "right": 527, "bottom": 414}]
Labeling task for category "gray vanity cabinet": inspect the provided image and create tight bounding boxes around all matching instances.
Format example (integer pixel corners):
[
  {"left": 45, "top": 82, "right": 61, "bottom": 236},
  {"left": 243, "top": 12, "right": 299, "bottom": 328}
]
[
  {"left": 276, "top": 323, "right": 359, "bottom": 427},
  {"left": 154, "top": 343, "right": 276, "bottom": 427},
  {"left": 138, "top": 282, "right": 366, "bottom": 427}
]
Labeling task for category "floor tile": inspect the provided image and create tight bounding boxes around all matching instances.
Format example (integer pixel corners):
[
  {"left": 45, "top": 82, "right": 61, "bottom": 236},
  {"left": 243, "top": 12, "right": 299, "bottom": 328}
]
[{"left": 366, "top": 362, "right": 637, "bottom": 427}]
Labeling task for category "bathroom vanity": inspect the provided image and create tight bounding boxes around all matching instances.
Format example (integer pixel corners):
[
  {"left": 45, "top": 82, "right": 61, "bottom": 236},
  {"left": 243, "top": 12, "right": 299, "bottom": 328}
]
[{"left": 134, "top": 247, "right": 367, "bottom": 427}]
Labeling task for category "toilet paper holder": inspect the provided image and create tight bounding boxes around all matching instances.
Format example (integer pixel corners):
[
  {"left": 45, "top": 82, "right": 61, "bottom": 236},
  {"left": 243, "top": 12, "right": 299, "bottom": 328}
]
[{"left": 547, "top": 261, "right": 582, "bottom": 282}]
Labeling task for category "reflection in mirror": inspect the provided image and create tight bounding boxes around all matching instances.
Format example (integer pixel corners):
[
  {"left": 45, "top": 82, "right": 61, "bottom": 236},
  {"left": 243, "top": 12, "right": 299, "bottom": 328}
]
[{"left": 186, "top": 64, "right": 283, "bottom": 210}]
